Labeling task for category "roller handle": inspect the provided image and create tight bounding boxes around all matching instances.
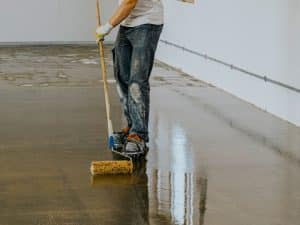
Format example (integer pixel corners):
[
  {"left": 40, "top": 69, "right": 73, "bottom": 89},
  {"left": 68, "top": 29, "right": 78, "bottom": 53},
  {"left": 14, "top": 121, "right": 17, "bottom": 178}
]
[{"left": 96, "top": 0, "right": 114, "bottom": 137}]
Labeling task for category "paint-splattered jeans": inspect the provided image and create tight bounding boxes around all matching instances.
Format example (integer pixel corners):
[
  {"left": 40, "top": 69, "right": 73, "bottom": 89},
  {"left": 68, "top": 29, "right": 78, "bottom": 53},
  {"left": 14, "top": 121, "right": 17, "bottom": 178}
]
[{"left": 112, "top": 24, "right": 163, "bottom": 142}]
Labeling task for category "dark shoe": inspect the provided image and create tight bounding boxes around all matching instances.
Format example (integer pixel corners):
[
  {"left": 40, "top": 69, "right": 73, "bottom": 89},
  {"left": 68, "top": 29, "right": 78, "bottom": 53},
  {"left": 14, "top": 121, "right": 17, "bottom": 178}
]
[
  {"left": 124, "top": 134, "right": 148, "bottom": 156},
  {"left": 111, "top": 127, "right": 129, "bottom": 150}
]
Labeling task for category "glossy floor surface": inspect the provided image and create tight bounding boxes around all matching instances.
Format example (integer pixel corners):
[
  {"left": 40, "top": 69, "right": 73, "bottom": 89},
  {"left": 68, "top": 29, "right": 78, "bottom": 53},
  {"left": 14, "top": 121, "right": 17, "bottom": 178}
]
[{"left": 0, "top": 46, "right": 299, "bottom": 225}]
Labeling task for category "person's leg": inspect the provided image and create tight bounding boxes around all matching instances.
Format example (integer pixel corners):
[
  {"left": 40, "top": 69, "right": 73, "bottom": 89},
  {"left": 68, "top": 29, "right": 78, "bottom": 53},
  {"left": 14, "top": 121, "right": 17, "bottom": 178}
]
[
  {"left": 127, "top": 24, "right": 163, "bottom": 144},
  {"left": 112, "top": 26, "right": 132, "bottom": 129}
]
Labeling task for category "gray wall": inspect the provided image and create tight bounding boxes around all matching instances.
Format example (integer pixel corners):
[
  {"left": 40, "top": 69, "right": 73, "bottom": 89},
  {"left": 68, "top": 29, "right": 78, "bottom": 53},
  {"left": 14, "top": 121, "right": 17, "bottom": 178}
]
[
  {"left": 0, "top": 0, "right": 118, "bottom": 43},
  {"left": 157, "top": 0, "right": 300, "bottom": 126}
]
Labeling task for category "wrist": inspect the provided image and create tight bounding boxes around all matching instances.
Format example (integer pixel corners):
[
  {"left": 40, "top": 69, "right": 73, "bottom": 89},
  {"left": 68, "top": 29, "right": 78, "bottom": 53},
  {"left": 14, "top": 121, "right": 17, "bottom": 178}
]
[
  {"left": 105, "top": 22, "right": 113, "bottom": 30},
  {"left": 108, "top": 19, "right": 117, "bottom": 28}
]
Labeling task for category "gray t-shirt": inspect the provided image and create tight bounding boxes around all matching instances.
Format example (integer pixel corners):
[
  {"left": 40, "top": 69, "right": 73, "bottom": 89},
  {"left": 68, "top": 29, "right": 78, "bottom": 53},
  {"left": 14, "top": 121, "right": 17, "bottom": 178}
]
[{"left": 120, "top": 0, "right": 164, "bottom": 27}]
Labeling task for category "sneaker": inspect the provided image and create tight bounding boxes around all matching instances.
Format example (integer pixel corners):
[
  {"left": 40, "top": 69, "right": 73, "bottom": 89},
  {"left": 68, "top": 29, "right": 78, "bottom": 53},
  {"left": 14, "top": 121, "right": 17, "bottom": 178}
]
[
  {"left": 124, "top": 134, "right": 148, "bottom": 155},
  {"left": 111, "top": 127, "right": 129, "bottom": 150}
]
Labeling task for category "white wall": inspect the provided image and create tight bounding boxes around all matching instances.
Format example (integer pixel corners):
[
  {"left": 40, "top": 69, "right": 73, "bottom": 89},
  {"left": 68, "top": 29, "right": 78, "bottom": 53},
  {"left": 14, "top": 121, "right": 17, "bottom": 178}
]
[
  {"left": 0, "top": 0, "right": 118, "bottom": 43},
  {"left": 157, "top": 0, "right": 300, "bottom": 126}
]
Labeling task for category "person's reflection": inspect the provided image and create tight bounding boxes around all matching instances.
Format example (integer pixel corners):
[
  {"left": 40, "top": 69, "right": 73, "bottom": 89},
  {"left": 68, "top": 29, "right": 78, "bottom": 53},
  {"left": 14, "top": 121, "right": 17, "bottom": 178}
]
[{"left": 91, "top": 159, "right": 149, "bottom": 225}]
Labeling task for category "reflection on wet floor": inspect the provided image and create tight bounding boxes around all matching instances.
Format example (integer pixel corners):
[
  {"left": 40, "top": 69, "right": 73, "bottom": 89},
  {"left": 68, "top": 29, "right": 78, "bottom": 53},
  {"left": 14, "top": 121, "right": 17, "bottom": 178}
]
[
  {"left": 91, "top": 162, "right": 208, "bottom": 225},
  {"left": 148, "top": 170, "right": 207, "bottom": 225},
  {"left": 0, "top": 46, "right": 300, "bottom": 225}
]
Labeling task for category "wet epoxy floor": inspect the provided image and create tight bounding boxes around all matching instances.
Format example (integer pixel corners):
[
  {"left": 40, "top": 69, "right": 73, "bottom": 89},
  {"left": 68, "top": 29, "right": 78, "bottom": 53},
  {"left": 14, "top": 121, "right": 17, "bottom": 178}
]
[{"left": 0, "top": 46, "right": 299, "bottom": 225}]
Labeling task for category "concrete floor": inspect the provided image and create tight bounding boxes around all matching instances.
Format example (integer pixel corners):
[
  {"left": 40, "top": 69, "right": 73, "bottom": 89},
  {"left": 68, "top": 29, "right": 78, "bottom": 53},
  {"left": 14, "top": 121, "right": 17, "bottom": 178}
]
[{"left": 0, "top": 46, "right": 299, "bottom": 225}]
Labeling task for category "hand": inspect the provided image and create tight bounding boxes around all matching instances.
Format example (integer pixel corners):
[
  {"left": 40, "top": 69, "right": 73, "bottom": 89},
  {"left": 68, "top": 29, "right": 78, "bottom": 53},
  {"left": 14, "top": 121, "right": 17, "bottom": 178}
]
[{"left": 96, "top": 22, "right": 113, "bottom": 43}]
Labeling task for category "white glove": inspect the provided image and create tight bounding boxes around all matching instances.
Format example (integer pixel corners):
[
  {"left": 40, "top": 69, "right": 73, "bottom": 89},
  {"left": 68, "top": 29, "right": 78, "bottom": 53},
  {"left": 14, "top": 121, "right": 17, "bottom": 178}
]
[{"left": 96, "top": 22, "right": 113, "bottom": 42}]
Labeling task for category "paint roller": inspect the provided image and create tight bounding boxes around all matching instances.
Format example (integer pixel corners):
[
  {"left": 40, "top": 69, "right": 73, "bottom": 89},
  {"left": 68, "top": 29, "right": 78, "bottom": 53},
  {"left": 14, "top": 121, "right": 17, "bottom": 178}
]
[{"left": 90, "top": 0, "right": 133, "bottom": 176}]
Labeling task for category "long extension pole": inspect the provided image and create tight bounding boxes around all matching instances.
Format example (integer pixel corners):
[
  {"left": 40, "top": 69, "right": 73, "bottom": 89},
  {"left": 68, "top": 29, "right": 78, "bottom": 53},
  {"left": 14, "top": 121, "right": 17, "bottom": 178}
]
[{"left": 96, "top": 0, "right": 113, "bottom": 138}]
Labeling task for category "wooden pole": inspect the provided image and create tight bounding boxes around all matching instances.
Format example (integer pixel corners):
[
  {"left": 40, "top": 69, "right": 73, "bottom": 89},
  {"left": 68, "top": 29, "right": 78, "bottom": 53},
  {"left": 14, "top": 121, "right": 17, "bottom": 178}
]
[{"left": 96, "top": 0, "right": 113, "bottom": 136}]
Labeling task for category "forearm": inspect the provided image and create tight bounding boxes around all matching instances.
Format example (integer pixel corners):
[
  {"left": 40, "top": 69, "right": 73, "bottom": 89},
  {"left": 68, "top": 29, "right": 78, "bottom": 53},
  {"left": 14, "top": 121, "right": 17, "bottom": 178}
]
[{"left": 109, "top": 0, "right": 138, "bottom": 27}]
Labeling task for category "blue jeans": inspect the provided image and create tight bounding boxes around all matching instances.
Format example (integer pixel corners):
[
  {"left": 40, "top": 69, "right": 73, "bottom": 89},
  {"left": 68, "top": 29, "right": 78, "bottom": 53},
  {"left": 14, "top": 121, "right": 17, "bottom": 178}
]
[{"left": 112, "top": 24, "right": 163, "bottom": 142}]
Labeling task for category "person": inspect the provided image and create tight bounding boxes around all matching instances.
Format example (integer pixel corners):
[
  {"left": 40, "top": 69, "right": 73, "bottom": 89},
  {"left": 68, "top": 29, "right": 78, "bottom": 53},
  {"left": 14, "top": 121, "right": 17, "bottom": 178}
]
[{"left": 96, "top": 0, "right": 164, "bottom": 155}]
